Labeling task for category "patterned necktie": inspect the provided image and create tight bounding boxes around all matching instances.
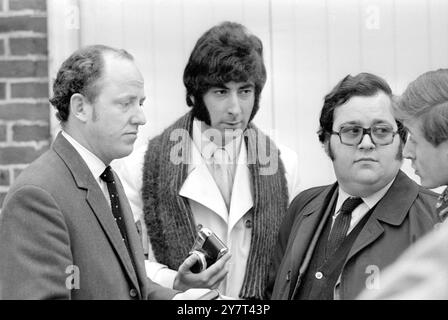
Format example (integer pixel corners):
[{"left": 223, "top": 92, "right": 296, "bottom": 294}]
[
  {"left": 211, "top": 147, "right": 234, "bottom": 210},
  {"left": 436, "top": 186, "right": 448, "bottom": 221},
  {"left": 326, "top": 197, "right": 363, "bottom": 257},
  {"left": 100, "top": 166, "right": 131, "bottom": 252}
]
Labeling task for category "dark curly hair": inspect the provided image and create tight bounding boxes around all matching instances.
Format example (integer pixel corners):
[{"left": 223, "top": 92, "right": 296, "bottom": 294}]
[
  {"left": 49, "top": 44, "right": 133, "bottom": 123},
  {"left": 183, "top": 21, "right": 267, "bottom": 125},
  {"left": 318, "top": 72, "right": 407, "bottom": 145}
]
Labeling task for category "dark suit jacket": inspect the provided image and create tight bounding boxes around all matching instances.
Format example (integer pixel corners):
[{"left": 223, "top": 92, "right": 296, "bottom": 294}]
[
  {"left": 267, "top": 170, "right": 441, "bottom": 300},
  {"left": 0, "top": 133, "right": 177, "bottom": 300}
]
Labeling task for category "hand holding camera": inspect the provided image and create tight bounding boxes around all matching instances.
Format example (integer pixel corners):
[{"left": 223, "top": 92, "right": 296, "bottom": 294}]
[
  {"left": 173, "top": 227, "right": 231, "bottom": 292},
  {"left": 189, "top": 227, "right": 229, "bottom": 273}
]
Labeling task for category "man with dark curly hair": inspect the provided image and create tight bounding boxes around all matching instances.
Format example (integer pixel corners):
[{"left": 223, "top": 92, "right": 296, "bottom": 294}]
[
  {"left": 0, "top": 45, "right": 182, "bottom": 299},
  {"left": 115, "top": 21, "right": 300, "bottom": 299}
]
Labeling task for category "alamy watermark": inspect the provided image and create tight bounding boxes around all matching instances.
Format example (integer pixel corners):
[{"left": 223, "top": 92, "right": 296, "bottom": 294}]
[
  {"left": 169, "top": 128, "right": 281, "bottom": 176},
  {"left": 65, "top": 265, "right": 80, "bottom": 290},
  {"left": 365, "top": 5, "right": 381, "bottom": 30},
  {"left": 365, "top": 265, "right": 381, "bottom": 290}
]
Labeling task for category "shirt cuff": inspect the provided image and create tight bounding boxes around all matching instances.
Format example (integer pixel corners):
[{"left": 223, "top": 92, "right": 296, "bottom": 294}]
[{"left": 145, "top": 260, "right": 177, "bottom": 289}]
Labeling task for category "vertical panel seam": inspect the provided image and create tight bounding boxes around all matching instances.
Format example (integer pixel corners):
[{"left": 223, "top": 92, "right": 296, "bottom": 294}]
[
  {"left": 426, "top": 0, "right": 432, "bottom": 69},
  {"left": 268, "top": 0, "right": 275, "bottom": 132},
  {"left": 392, "top": 0, "right": 397, "bottom": 90},
  {"left": 358, "top": 0, "right": 363, "bottom": 71},
  {"left": 324, "top": 0, "right": 330, "bottom": 90}
]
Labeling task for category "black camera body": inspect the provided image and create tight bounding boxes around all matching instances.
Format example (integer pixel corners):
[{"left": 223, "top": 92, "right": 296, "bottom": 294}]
[{"left": 189, "top": 227, "right": 228, "bottom": 273}]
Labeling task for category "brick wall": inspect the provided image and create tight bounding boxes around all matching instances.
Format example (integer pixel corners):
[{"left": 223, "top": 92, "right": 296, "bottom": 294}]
[{"left": 0, "top": 0, "right": 50, "bottom": 209}]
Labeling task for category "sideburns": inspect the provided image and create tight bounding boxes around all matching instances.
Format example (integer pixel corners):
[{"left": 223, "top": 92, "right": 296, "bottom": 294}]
[
  {"left": 91, "top": 104, "right": 98, "bottom": 122},
  {"left": 325, "top": 140, "right": 335, "bottom": 161},
  {"left": 396, "top": 140, "right": 404, "bottom": 160}
]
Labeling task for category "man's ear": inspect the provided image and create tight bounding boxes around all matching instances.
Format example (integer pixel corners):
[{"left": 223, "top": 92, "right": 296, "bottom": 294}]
[{"left": 70, "top": 93, "right": 90, "bottom": 122}]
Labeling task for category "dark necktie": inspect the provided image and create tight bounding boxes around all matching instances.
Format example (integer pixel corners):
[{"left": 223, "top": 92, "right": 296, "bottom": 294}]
[
  {"left": 326, "top": 197, "right": 363, "bottom": 257},
  {"left": 100, "top": 166, "right": 131, "bottom": 252},
  {"left": 436, "top": 187, "right": 448, "bottom": 221}
]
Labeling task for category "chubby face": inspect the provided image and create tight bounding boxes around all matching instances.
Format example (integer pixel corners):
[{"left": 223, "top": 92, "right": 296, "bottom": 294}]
[
  {"left": 202, "top": 81, "right": 255, "bottom": 143},
  {"left": 84, "top": 54, "right": 146, "bottom": 164},
  {"left": 403, "top": 119, "right": 448, "bottom": 188},
  {"left": 329, "top": 92, "right": 402, "bottom": 196}
]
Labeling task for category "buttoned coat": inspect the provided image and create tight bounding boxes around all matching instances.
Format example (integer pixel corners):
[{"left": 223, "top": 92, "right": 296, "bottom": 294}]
[
  {"left": 0, "top": 133, "right": 177, "bottom": 300},
  {"left": 267, "top": 170, "right": 440, "bottom": 300}
]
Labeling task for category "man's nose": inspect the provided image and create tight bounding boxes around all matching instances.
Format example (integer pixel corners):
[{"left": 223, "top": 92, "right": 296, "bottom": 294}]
[
  {"left": 358, "top": 132, "right": 375, "bottom": 149},
  {"left": 402, "top": 140, "right": 415, "bottom": 159},
  {"left": 227, "top": 92, "right": 242, "bottom": 115},
  {"left": 132, "top": 105, "right": 146, "bottom": 126}
]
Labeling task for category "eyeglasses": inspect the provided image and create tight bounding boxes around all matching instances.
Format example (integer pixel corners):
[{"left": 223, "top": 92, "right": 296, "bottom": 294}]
[{"left": 331, "top": 125, "right": 398, "bottom": 146}]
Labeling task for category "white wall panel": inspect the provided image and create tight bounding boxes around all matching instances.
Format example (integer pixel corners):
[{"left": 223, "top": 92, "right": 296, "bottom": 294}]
[
  {"left": 293, "top": 0, "right": 336, "bottom": 189},
  {"left": 394, "top": 0, "right": 431, "bottom": 93},
  {"left": 48, "top": 0, "right": 448, "bottom": 190},
  {"left": 327, "top": 0, "right": 362, "bottom": 84},
  {"left": 428, "top": 0, "right": 448, "bottom": 70},
  {"left": 359, "top": 0, "right": 395, "bottom": 82}
]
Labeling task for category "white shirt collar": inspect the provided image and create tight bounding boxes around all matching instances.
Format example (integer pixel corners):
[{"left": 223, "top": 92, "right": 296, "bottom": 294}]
[
  {"left": 61, "top": 130, "right": 108, "bottom": 180},
  {"left": 192, "top": 118, "right": 242, "bottom": 163},
  {"left": 336, "top": 177, "right": 396, "bottom": 211}
]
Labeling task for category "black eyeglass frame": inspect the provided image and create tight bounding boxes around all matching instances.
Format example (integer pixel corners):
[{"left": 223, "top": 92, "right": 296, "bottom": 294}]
[{"left": 331, "top": 125, "right": 399, "bottom": 146}]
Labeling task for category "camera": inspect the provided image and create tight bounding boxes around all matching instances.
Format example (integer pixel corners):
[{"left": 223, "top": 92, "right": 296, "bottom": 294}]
[{"left": 189, "top": 227, "right": 228, "bottom": 273}]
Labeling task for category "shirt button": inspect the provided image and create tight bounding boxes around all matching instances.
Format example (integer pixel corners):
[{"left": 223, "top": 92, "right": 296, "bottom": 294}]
[
  {"left": 315, "top": 272, "right": 323, "bottom": 280},
  {"left": 197, "top": 224, "right": 203, "bottom": 231},
  {"left": 129, "top": 288, "right": 137, "bottom": 298},
  {"left": 245, "top": 219, "right": 252, "bottom": 228}
]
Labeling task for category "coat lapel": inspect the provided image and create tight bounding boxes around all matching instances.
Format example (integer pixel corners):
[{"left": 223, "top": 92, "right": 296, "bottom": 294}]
[
  {"left": 346, "top": 171, "right": 418, "bottom": 262},
  {"left": 179, "top": 142, "right": 228, "bottom": 223},
  {"left": 228, "top": 145, "right": 253, "bottom": 232},
  {"left": 179, "top": 130, "right": 254, "bottom": 231},
  {"left": 52, "top": 133, "right": 140, "bottom": 294},
  {"left": 289, "top": 184, "right": 338, "bottom": 297}
]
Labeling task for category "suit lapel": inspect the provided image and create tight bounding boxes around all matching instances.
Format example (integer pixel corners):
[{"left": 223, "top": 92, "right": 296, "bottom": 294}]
[
  {"left": 346, "top": 219, "right": 384, "bottom": 263},
  {"left": 346, "top": 171, "right": 418, "bottom": 262},
  {"left": 289, "top": 184, "right": 338, "bottom": 297},
  {"left": 52, "top": 133, "right": 140, "bottom": 293},
  {"left": 115, "top": 173, "right": 146, "bottom": 297},
  {"left": 84, "top": 186, "right": 140, "bottom": 292}
]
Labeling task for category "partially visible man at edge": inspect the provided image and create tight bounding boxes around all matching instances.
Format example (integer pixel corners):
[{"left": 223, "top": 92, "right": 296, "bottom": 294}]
[
  {"left": 359, "top": 68, "right": 448, "bottom": 300},
  {"left": 114, "top": 21, "right": 300, "bottom": 299}
]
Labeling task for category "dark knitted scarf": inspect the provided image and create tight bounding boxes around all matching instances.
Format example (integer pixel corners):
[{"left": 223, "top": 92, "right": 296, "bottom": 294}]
[{"left": 142, "top": 112, "right": 289, "bottom": 299}]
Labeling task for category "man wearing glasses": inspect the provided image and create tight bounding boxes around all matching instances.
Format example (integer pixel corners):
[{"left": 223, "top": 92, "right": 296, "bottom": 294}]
[{"left": 266, "top": 73, "right": 440, "bottom": 300}]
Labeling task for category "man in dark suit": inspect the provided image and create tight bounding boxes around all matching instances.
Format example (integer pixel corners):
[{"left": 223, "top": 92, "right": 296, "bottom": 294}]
[
  {"left": 0, "top": 45, "right": 179, "bottom": 299},
  {"left": 267, "top": 73, "right": 441, "bottom": 300}
]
